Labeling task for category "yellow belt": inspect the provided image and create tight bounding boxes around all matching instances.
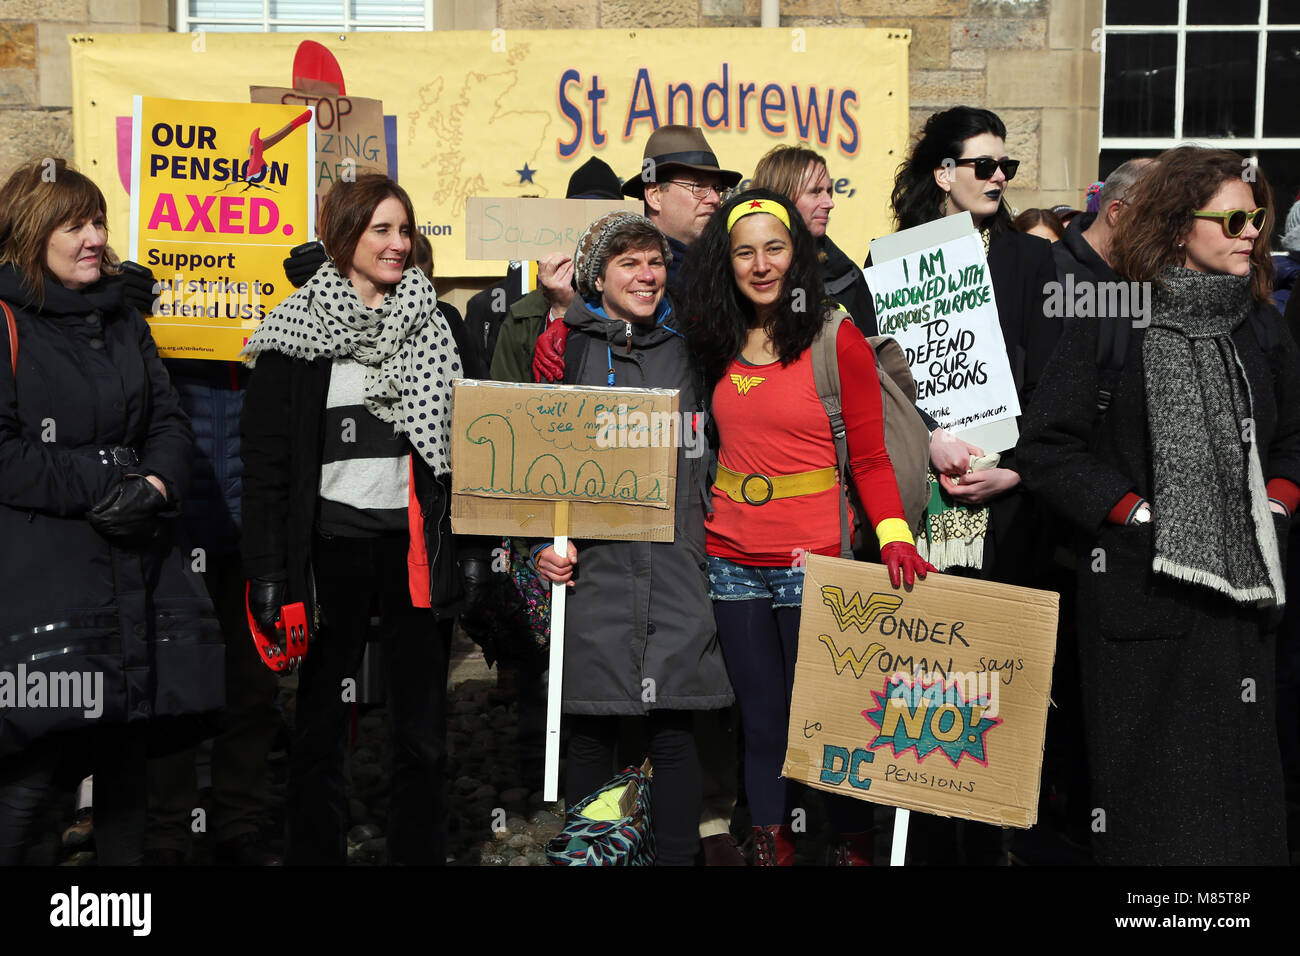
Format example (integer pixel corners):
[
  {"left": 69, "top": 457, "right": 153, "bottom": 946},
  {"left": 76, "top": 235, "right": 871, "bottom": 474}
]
[{"left": 715, "top": 463, "right": 838, "bottom": 506}]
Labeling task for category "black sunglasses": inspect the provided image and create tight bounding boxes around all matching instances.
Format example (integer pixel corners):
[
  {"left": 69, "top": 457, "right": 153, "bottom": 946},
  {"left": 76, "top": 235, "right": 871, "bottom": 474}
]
[{"left": 953, "top": 157, "right": 1020, "bottom": 181}]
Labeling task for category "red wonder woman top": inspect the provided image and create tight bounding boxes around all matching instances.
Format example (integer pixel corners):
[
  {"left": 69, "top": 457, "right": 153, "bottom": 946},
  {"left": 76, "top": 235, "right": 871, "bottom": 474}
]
[{"left": 707, "top": 320, "right": 912, "bottom": 567}]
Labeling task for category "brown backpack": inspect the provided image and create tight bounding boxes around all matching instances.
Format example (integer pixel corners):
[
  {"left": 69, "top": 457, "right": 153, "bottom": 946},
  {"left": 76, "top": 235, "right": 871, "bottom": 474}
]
[{"left": 811, "top": 308, "right": 930, "bottom": 558}]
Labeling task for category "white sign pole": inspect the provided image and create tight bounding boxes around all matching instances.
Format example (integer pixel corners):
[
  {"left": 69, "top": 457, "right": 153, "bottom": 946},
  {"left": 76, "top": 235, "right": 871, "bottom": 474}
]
[
  {"left": 890, "top": 808, "right": 910, "bottom": 866},
  {"left": 542, "top": 501, "right": 569, "bottom": 802}
]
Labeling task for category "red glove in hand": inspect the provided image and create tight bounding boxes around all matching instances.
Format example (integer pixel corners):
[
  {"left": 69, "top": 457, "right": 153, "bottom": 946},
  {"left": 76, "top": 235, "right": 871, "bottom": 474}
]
[
  {"left": 532, "top": 320, "right": 569, "bottom": 383},
  {"left": 880, "top": 541, "right": 937, "bottom": 589}
]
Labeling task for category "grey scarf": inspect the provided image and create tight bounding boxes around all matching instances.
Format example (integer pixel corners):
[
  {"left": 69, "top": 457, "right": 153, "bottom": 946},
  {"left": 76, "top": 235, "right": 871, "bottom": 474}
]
[
  {"left": 1144, "top": 266, "right": 1283, "bottom": 606},
  {"left": 241, "top": 261, "right": 460, "bottom": 475}
]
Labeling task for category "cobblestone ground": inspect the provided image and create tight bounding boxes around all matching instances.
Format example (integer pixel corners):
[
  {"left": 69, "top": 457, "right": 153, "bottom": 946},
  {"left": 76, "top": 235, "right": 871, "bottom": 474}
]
[{"left": 32, "top": 628, "right": 1099, "bottom": 866}]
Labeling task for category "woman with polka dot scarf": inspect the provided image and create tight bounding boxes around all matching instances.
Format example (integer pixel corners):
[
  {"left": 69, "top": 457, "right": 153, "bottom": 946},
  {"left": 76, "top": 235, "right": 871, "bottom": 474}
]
[{"left": 240, "top": 173, "right": 482, "bottom": 865}]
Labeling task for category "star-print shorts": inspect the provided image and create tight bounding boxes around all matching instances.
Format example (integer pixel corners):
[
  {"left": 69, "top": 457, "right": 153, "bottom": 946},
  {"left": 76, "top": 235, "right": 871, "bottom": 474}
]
[{"left": 706, "top": 556, "right": 805, "bottom": 608}]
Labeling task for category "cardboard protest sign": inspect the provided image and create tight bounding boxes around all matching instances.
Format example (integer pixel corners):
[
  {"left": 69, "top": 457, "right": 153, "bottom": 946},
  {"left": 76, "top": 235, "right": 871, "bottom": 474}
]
[
  {"left": 128, "top": 96, "right": 314, "bottom": 361},
  {"left": 783, "top": 554, "right": 1058, "bottom": 828},
  {"left": 251, "top": 83, "right": 388, "bottom": 218},
  {"left": 450, "top": 380, "right": 681, "bottom": 541},
  {"left": 865, "top": 213, "right": 1021, "bottom": 453},
  {"left": 465, "top": 198, "right": 643, "bottom": 262}
]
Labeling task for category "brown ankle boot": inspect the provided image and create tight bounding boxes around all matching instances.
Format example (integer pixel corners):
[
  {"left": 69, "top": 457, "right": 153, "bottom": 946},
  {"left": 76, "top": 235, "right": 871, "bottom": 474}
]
[
  {"left": 831, "top": 830, "right": 874, "bottom": 866},
  {"left": 752, "top": 825, "right": 795, "bottom": 866}
]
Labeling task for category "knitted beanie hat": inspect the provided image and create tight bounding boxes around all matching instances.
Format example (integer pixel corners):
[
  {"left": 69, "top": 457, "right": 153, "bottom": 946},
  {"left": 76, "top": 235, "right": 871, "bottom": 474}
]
[
  {"left": 573, "top": 211, "right": 671, "bottom": 299},
  {"left": 1282, "top": 200, "right": 1300, "bottom": 252}
]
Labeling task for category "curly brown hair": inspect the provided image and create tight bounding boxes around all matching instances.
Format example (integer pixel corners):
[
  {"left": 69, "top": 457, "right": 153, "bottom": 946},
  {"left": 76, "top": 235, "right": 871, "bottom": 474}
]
[{"left": 1110, "top": 146, "right": 1274, "bottom": 302}]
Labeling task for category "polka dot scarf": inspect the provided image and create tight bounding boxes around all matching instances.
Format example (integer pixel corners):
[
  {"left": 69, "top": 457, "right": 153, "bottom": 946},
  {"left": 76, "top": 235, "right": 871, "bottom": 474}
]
[{"left": 241, "top": 261, "right": 460, "bottom": 475}]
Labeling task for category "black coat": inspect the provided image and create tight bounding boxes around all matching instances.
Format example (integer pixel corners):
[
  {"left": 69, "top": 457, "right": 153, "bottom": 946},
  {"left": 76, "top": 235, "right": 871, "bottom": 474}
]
[
  {"left": 820, "top": 235, "right": 875, "bottom": 337},
  {"left": 0, "top": 266, "right": 223, "bottom": 757},
  {"left": 552, "top": 299, "right": 733, "bottom": 715},
  {"left": 1052, "top": 212, "right": 1118, "bottom": 286},
  {"left": 240, "top": 301, "right": 487, "bottom": 632},
  {"left": 1015, "top": 295, "right": 1300, "bottom": 863}
]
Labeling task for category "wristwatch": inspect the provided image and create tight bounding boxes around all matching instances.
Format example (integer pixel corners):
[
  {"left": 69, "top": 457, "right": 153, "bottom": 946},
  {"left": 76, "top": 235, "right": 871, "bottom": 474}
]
[{"left": 1132, "top": 502, "right": 1153, "bottom": 525}]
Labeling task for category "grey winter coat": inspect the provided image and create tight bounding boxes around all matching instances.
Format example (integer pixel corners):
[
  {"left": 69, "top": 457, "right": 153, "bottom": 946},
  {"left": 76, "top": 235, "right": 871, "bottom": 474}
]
[{"left": 552, "top": 297, "right": 733, "bottom": 715}]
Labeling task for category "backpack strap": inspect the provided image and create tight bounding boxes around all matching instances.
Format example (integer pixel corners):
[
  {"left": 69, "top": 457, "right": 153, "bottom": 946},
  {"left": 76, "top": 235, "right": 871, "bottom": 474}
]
[
  {"left": 810, "top": 308, "right": 853, "bottom": 560},
  {"left": 2, "top": 300, "right": 15, "bottom": 377}
]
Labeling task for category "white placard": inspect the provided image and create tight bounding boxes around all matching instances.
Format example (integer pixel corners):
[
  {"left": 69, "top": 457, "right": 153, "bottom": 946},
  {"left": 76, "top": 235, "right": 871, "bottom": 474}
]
[{"left": 865, "top": 214, "right": 1020, "bottom": 453}]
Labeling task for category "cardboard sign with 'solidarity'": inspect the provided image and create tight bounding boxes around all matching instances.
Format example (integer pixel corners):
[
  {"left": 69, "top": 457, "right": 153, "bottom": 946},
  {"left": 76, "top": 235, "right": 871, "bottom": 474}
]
[
  {"left": 783, "top": 554, "right": 1058, "bottom": 828},
  {"left": 450, "top": 379, "right": 679, "bottom": 541}
]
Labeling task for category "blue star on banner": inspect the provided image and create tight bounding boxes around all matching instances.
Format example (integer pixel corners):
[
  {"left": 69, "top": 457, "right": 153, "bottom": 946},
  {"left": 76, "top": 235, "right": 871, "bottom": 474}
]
[{"left": 517, "top": 163, "right": 536, "bottom": 184}]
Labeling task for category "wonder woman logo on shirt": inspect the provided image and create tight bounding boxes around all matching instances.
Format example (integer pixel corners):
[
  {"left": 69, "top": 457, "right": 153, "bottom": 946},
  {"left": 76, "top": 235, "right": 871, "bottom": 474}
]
[{"left": 729, "top": 373, "right": 766, "bottom": 396}]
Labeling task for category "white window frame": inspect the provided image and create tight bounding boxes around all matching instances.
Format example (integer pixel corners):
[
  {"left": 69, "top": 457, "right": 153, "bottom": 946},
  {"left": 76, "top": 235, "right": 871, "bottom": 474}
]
[
  {"left": 176, "top": 0, "right": 435, "bottom": 32},
  {"left": 1100, "top": 0, "right": 1300, "bottom": 152}
]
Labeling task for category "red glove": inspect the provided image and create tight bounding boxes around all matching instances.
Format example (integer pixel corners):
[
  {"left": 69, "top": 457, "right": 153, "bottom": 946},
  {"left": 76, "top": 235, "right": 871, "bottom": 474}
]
[
  {"left": 532, "top": 320, "right": 569, "bottom": 383},
  {"left": 880, "top": 542, "right": 936, "bottom": 589}
]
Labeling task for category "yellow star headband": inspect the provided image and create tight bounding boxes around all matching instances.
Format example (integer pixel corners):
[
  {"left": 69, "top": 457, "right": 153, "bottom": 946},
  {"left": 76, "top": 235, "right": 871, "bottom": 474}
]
[{"left": 726, "top": 198, "right": 792, "bottom": 234}]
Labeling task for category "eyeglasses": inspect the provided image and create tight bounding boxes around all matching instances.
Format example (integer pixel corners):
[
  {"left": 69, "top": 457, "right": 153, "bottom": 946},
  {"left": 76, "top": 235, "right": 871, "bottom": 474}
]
[
  {"left": 664, "top": 180, "right": 725, "bottom": 200},
  {"left": 953, "top": 157, "right": 1020, "bottom": 181},
  {"left": 1192, "top": 207, "right": 1267, "bottom": 238}
]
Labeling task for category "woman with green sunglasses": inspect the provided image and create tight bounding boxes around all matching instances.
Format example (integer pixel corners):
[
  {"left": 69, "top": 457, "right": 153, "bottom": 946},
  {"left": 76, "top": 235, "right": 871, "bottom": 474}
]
[{"left": 1017, "top": 145, "right": 1300, "bottom": 864}]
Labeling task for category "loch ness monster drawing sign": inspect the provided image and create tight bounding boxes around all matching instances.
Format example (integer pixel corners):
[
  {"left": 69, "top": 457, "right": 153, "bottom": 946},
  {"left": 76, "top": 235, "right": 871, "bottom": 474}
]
[
  {"left": 449, "top": 379, "right": 680, "bottom": 541},
  {"left": 783, "top": 554, "right": 1059, "bottom": 829}
]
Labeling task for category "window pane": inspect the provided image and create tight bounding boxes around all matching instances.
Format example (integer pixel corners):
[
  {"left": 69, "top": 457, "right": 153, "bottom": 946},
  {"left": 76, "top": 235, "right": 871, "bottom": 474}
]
[
  {"left": 190, "top": 21, "right": 264, "bottom": 31},
  {"left": 1104, "top": 0, "right": 1177, "bottom": 25},
  {"left": 270, "top": 0, "right": 344, "bottom": 20},
  {"left": 1187, "top": 0, "right": 1259, "bottom": 24},
  {"left": 1183, "top": 32, "right": 1257, "bottom": 137},
  {"left": 189, "top": 0, "right": 260, "bottom": 18},
  {"left": 1271, "top": 0, "right": 1300, "bottom": 25},
  {"left": 1103, "top": 33, "right": 1177, "bottom": 136},
  {"left": 1265, "top": 32, "right": 1300, "bottom": 135},
  {"left": 352, "top": 0, "right": 424, "bottom": 23},
  {"left": 1098, "top": 149, "right": 1165, "bottom": 182}
]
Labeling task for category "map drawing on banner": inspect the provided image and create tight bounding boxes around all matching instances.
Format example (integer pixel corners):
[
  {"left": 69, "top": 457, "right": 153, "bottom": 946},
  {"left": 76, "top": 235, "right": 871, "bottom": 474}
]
[
  {"left": 450, "top": 380, "right": 680, "bottom": 542},
  {"left": 865, "top": 213, "right": 1021, "bottom": 453},
  {"left": 783, "top": 555, "right": 1058, "bottom": 828},
  {"left": 71, "top": 29, "right": 909, "bottom": 278},
  {"left": 128, "top": 96, "right": 315, "bottom": 361}
]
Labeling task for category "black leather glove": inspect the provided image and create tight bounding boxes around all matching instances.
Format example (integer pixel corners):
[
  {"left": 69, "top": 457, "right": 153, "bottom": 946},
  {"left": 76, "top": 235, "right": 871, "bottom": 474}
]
[
  {"left": 461, "top": 556, "right": 493, "bottom": 610},
  {"left": 119, "top": 260, "right": 158, "bottom": 315},
  {"left": 248, "top": 574, "right": 288, "bottom": 634},
  {"left": 283, "top": 241, "right": 328, "bottom": 288},
  {"left": 86, "top": 475, "right": 167, "bottom": 541}
]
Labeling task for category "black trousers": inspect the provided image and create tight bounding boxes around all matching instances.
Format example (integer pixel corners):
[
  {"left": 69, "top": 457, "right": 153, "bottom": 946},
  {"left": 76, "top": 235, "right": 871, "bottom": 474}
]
[
  {"left": 0, "top": 725, "right": 148, "bottom": 865},
  {"left": 286, "top": 532, "right": 451, "bottom": 865},
  {"left": 147, "top": 551, "right": 280, "bottom": 850},
  {"left": 567, "top": 711, "right": 700, "bottom": 866}
]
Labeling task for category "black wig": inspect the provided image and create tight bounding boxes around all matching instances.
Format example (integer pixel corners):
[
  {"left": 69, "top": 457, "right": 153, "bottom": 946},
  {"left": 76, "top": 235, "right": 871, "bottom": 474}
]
[{"left": 891, "top": 106, "right": 1014, "bottom": 234}]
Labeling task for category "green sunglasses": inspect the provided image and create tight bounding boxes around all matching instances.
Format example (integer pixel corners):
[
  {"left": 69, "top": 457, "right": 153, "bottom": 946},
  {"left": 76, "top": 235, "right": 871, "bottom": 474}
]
[{"left": 1192, "top": 207, "right": 1267, "bottom": 238}]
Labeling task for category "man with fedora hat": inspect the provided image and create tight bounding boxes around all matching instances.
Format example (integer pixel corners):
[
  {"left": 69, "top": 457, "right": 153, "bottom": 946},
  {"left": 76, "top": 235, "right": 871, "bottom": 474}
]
[{"left": 622, "top": 124, "right": 741, "bottom": 296}]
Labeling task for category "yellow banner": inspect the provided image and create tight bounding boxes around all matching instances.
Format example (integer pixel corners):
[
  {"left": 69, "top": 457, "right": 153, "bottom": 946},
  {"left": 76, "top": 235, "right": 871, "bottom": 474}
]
[
  {"left": 72, "top": 29, "right": 909, "bottom": 283},
  {"left": 128, "top": 96, "right": 314, "bottom": 360}
]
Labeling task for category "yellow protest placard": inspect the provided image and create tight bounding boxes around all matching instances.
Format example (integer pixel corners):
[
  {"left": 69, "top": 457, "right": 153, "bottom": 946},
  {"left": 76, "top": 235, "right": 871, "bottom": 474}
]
[
  {"left": 72, "top": 29, "right": 909, "bottom": 280},
  {"left": 128, "top": 96, "right": 314, "bottom": 361},
  {"left": 784, "top": 555, "right": 1058, "bottom": 829}
]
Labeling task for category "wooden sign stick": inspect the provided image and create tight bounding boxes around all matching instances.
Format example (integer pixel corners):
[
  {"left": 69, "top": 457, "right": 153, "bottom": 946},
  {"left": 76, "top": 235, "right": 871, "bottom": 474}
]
[
  {"left": 543, "top": 500, "right": 570, "bottom": 802},
  {"left": 890, "top": 808, "right": 910, "bottom": 866}
]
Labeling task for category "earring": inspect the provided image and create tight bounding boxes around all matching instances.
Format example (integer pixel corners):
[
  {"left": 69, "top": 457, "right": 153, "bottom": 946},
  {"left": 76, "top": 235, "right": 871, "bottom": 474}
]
[{"left": 942, "top": 193, "right": 949, "bottom": 216}]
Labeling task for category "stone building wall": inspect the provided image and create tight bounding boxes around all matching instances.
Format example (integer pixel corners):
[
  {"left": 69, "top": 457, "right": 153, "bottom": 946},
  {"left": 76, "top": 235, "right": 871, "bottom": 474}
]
[{"left": 0, "top": 0, "right": 1103, "bottom": 214}]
